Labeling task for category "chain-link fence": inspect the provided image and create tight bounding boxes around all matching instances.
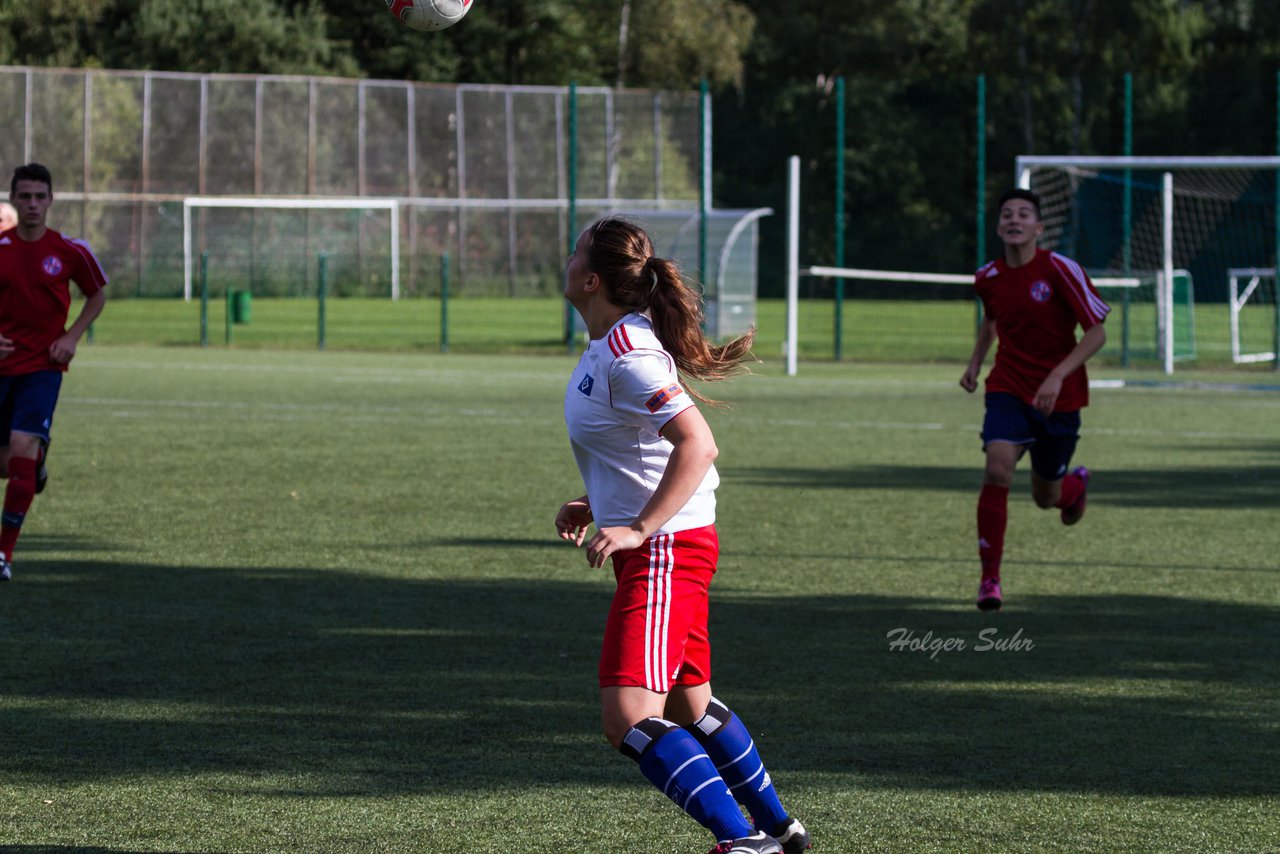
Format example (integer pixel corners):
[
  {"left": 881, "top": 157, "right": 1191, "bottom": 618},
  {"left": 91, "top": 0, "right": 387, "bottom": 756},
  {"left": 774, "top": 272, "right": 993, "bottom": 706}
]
[{"left": 0, "top": 67, "right": 738, "bottom": 300}]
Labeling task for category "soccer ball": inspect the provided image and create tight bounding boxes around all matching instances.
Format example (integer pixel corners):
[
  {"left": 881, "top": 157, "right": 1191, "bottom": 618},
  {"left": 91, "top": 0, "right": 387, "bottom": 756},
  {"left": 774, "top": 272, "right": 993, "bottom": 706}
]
[{"left": 385, "top": 0, "right": 473, "bottom": 31}]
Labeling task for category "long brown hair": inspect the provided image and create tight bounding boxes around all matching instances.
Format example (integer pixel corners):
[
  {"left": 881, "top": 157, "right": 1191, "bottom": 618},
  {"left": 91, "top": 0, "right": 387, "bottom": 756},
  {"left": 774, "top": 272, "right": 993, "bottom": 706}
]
[{"left": 582, "top": 216, "right": 756, "bottom": 402}]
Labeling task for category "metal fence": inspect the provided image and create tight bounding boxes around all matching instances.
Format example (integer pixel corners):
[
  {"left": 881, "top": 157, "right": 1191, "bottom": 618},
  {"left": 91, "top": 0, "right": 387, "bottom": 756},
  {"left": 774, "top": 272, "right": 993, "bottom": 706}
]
[{"left": 0, "top": 66, "right": 746, "bottom": 300}]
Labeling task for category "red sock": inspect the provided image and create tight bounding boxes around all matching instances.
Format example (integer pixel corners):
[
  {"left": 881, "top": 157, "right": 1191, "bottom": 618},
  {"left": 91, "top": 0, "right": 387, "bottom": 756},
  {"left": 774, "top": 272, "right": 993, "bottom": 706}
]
[
  {"left": 0, "top": 456, "right": 37, "bottom": 559},
  {"left": 1055, "top": 471, "right": 1084, "bottom": 509},
  {"left": 977, "top": 484, "right": 1009, "bottom": 581}
]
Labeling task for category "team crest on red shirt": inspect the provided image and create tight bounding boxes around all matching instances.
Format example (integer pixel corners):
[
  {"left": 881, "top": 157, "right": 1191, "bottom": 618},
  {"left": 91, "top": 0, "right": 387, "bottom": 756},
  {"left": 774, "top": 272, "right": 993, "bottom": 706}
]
[
  {"left": 1030, "top": 280, "right": 1052, "bottom": 303},
  {"left": 42, "top": 256, "right": 63, "bottom": 276}
]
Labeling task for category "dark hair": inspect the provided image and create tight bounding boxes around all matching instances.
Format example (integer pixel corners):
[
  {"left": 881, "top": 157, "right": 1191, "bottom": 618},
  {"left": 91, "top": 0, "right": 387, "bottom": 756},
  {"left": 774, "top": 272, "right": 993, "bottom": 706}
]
[
  {"left": 11, "top": 162, "right": 53, "bottom": 196},
  {"left": 997, "top": 187, "right": 1041, "bottom": 220},
  {"left": 581, "top": 216, "right": 755, "bottom": 403}
]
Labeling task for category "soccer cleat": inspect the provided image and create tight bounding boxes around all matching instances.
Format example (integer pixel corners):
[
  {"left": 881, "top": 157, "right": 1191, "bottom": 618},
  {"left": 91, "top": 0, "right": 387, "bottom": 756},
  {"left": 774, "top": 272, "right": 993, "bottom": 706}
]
[
  {"left": 0, "top": 554, "right": 10, "bottom": 582},
  {"left": 977, "top": 577, "right": 1002, "bottom": 611},
  {"left": 772, "top": 818, "right": 812, "bottom": 854},
  {"left": 1060, "top": 466, "right": 1090, "bottom": 526},
  {"left": 707, "top": 832, "right": 783, "bottom": 854}
]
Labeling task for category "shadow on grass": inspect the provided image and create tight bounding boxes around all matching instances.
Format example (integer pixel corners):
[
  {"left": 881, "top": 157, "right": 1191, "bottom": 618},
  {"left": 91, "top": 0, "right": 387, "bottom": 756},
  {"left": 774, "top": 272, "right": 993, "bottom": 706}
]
[
  {"left": 0, "top": 848, "right": 195, "bottom": 854},
  {"left": 1, "top": 552, "right": 1276, "bottom": 800},
  {"left": 724, "top": 463, "right": 1280, "bottom": 508}
]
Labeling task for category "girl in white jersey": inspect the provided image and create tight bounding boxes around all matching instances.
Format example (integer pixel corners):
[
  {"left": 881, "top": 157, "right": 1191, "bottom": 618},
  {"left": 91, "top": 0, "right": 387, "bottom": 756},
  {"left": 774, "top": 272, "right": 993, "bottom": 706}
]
[{"left": 555, "top": 217, "right": 810, "bottom": 854}]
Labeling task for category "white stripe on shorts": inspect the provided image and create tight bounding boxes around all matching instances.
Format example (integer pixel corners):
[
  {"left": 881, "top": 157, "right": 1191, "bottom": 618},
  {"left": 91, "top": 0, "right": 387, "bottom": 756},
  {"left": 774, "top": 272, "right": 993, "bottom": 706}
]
[{"left": 645, "top": 534, "right": 674, "bottom": 692}]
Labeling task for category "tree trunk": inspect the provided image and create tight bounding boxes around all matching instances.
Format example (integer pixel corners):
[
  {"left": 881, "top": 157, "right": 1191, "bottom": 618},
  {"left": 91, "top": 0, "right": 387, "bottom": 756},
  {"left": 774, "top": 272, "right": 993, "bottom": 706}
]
[{"left": 616, "top": 0, "right": 632, "bottom": 88}]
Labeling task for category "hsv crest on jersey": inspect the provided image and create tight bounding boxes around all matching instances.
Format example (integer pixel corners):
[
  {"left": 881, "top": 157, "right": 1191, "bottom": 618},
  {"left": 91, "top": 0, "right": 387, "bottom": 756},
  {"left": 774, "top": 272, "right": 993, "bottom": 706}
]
[
  {"left": 42, "top": 256, "right": 63, "bottom": 276},
  {"left": 578, "top": 375, "right": 594, "bottom": 396},
  {"left": 1030, "top": 280, "right": 1052, "bottom": 303},
  {"left": 645, "top": 383, "right": 682, "bottom": 413}
]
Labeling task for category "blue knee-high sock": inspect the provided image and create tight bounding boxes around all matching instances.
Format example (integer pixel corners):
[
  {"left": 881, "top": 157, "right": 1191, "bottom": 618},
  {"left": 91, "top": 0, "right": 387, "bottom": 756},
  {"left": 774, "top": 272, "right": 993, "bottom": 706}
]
[
  {"left": 620, "top": 717, "right": 753, "bottom": 843},
  {"left": 688, "top": 698, "right": 790, "bottom": 836}
]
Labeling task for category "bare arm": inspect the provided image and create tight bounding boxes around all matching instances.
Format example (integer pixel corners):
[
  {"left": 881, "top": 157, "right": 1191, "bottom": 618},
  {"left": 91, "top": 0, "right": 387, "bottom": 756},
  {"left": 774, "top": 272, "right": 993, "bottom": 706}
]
[
  {"left": 583, "top": 407, "right": 717, "bottom": 568},
  {"left": 960, "top": 316, "right": 997, "bottom": 393},
  {"left": 1032, "top": 323, "right": 1107, "bottom": 415},
  {"left": 50, "top": 289, "right": 106, "bottom": 365}
]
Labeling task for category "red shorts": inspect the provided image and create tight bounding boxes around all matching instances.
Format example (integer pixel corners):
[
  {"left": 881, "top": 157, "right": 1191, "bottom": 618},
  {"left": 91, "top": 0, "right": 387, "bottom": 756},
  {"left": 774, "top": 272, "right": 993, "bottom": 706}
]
[{"left": 599, "top": 525, "right": 718, "bottom": 692}]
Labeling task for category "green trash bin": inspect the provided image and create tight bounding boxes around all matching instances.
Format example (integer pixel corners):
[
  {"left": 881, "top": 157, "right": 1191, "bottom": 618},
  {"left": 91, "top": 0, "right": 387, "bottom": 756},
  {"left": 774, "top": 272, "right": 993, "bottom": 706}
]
[{"left": 231, "top": 289, "right": 252, "bottom": 324}]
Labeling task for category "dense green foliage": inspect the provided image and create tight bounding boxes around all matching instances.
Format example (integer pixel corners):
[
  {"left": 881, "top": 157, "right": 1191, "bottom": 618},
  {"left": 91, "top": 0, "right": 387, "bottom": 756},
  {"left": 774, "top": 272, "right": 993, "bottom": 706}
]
[{"left": 3, "top": 1, "right": 1278, "bottom": 287}]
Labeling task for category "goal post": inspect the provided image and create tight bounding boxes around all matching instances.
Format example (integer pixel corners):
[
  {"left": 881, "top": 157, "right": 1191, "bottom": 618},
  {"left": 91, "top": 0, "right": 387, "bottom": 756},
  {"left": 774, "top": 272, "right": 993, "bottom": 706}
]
[
  {"left": 1227, "top": 267, "right": 1278, "bottom": 363},
  {"left": 1016, "top": 155, "right": 1280, "bottom": 372},
  {"left": 782, "top": 154, "right": 1146, "bottom": 370},
  {"left": 182, "top": 197, "right": 401, "bottom": 301}
]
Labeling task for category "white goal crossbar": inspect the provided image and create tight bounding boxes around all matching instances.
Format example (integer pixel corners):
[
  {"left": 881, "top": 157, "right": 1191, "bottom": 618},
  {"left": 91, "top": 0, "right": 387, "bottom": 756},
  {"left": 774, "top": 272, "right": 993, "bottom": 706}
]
[
  {"left": 782, "top": 154, "right": 1145, "bottom": 375},
  {"left": 182, "top": 197, "right": 401, "bottom": 301},
  {"left": 800, "top": 266, "right": 1142, "bottom": 290},
  {"left": 1016, "top": 155, "right": 1280, "bottom": 373}
]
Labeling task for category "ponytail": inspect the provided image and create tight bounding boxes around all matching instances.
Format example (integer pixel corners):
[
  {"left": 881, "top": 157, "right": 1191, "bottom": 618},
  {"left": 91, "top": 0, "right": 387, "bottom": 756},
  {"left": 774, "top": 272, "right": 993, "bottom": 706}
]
[
  {"left": 646, "top": 256, "right": 756, "bottom": 403},
  {"left": 582, "top": 216, "right": 756, "bottom": 405}
]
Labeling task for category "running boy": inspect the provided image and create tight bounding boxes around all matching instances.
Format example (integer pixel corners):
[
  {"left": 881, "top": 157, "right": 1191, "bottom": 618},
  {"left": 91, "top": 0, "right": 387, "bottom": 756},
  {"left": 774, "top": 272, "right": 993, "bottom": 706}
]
[
  {"left": 0, "top": 163, "right": 108, "bottom": 581},
  {"left": 959, "top": 188, "right": 1109, "bottom": 611}
]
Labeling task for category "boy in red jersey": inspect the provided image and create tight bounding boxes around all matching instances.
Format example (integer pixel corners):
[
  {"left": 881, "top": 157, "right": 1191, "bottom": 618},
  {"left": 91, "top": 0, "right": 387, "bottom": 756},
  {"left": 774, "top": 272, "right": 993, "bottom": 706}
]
[
  {"left": 0, "top": 163, "right": 107, "bottom": 581},
  {"left": 959, "top": 188, "right": 1109, "bottom": 611}
]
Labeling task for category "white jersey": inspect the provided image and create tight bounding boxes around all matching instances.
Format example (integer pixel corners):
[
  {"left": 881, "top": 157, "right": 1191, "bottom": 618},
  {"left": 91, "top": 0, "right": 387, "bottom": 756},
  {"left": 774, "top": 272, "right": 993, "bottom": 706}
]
[{"left": 564, "top": 313, "right": 718, "bottom": 534}]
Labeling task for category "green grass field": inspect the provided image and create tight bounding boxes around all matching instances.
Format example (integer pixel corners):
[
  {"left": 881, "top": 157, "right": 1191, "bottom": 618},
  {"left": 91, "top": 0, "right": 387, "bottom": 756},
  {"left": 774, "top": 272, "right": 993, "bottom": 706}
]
[
  {"left": 1, "top": 334, "right": 1278, "bottom": 852},
  {"left": 89, "top": 295, "right": 1280, "bottom": 368}
]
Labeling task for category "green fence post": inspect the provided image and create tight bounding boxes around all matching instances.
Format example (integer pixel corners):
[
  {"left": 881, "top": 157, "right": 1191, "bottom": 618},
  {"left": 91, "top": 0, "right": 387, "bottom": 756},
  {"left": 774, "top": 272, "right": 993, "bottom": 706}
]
[
  {"left": 1122, "top": 71, "right": 1133, "bottom": 368},
  {"left": 317, "top": 252, "right": 328, "bottom": 351},
  {"left": 974, "top": 74, "right": 986, "bottom": 334},
  {"left": 199, "top": 251, "right": 209, "bottom": 347},
  {"left": 225, "top": 276, "right": 233, "bottom": 345},
  {"left": 834, "top": 76, "right": 845, "bottom": 362},
  {"left": 440, "top": 252, "right": 450, "bottom": 353}
]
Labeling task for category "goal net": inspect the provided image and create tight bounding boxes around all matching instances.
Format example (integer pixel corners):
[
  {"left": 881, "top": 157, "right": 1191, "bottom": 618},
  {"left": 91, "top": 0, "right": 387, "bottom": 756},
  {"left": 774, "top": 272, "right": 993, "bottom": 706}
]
[
  {"left": 1018, "top": 156, "right": 1280, "bottom": 371},
  {"left": 182, "top": 197, "right": 401, "bottom": 301}
]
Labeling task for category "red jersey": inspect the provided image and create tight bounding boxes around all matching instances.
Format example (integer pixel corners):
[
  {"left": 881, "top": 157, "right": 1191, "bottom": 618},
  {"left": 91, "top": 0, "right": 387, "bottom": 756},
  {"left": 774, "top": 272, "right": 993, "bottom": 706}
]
[
  {"left": 0, "top": 227, "right": 107, "bottom": 375},
  {"left": 975, "top": 249, "right": 1109, "bottom": 411}
]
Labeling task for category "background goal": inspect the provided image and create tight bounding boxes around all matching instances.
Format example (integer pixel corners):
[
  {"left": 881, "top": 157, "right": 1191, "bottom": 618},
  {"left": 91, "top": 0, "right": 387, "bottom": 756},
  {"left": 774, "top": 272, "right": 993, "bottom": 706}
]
[
  {"left": 1018, "top": 155, "right": 1280, "bottom": 372},
  {"left": 182, "top": 197, "right": 401, "bottom": 301}
]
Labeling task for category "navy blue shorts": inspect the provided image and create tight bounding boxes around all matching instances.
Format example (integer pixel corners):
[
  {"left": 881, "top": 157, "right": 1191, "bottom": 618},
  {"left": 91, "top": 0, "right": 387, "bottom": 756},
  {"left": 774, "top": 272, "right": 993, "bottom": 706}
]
[
  {"left": 981, "top": 392, "right": 1080, "bottom": 481},
  {"left": 0, "top": 371, "right": 63, "bottom": 446}
]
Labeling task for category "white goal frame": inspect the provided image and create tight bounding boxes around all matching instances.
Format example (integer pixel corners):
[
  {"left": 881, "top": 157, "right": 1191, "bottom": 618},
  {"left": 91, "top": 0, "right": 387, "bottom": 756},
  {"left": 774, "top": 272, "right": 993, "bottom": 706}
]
[
  {"left": 1017, "top": 155, "right": 1280, "bottom": 374},
  {"left": 781, "top": 155, "right": 1142, "bottom": 376},
  {"left": 182, "top": 197, "right": 401, "bottom": 301},
  {"left": 1227, "top": 267, "right": 1277, "bottom": 363}
]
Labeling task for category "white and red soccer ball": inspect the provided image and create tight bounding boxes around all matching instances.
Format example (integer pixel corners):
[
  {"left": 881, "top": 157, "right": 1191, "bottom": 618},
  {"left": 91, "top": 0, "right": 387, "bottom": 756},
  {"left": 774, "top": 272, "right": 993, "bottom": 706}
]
[{"left": 385, "top": 0, "right": 473, "bottom": 31}]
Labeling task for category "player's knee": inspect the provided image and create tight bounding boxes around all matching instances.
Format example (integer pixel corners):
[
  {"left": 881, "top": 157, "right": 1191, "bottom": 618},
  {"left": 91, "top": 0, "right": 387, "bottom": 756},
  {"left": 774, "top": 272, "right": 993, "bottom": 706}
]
[
  {"left": 603, "top": 711, "right": 648, "bottom": 751},
  {"left": 983, "top": 464, "right": 1014, "bottom": 487}
]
